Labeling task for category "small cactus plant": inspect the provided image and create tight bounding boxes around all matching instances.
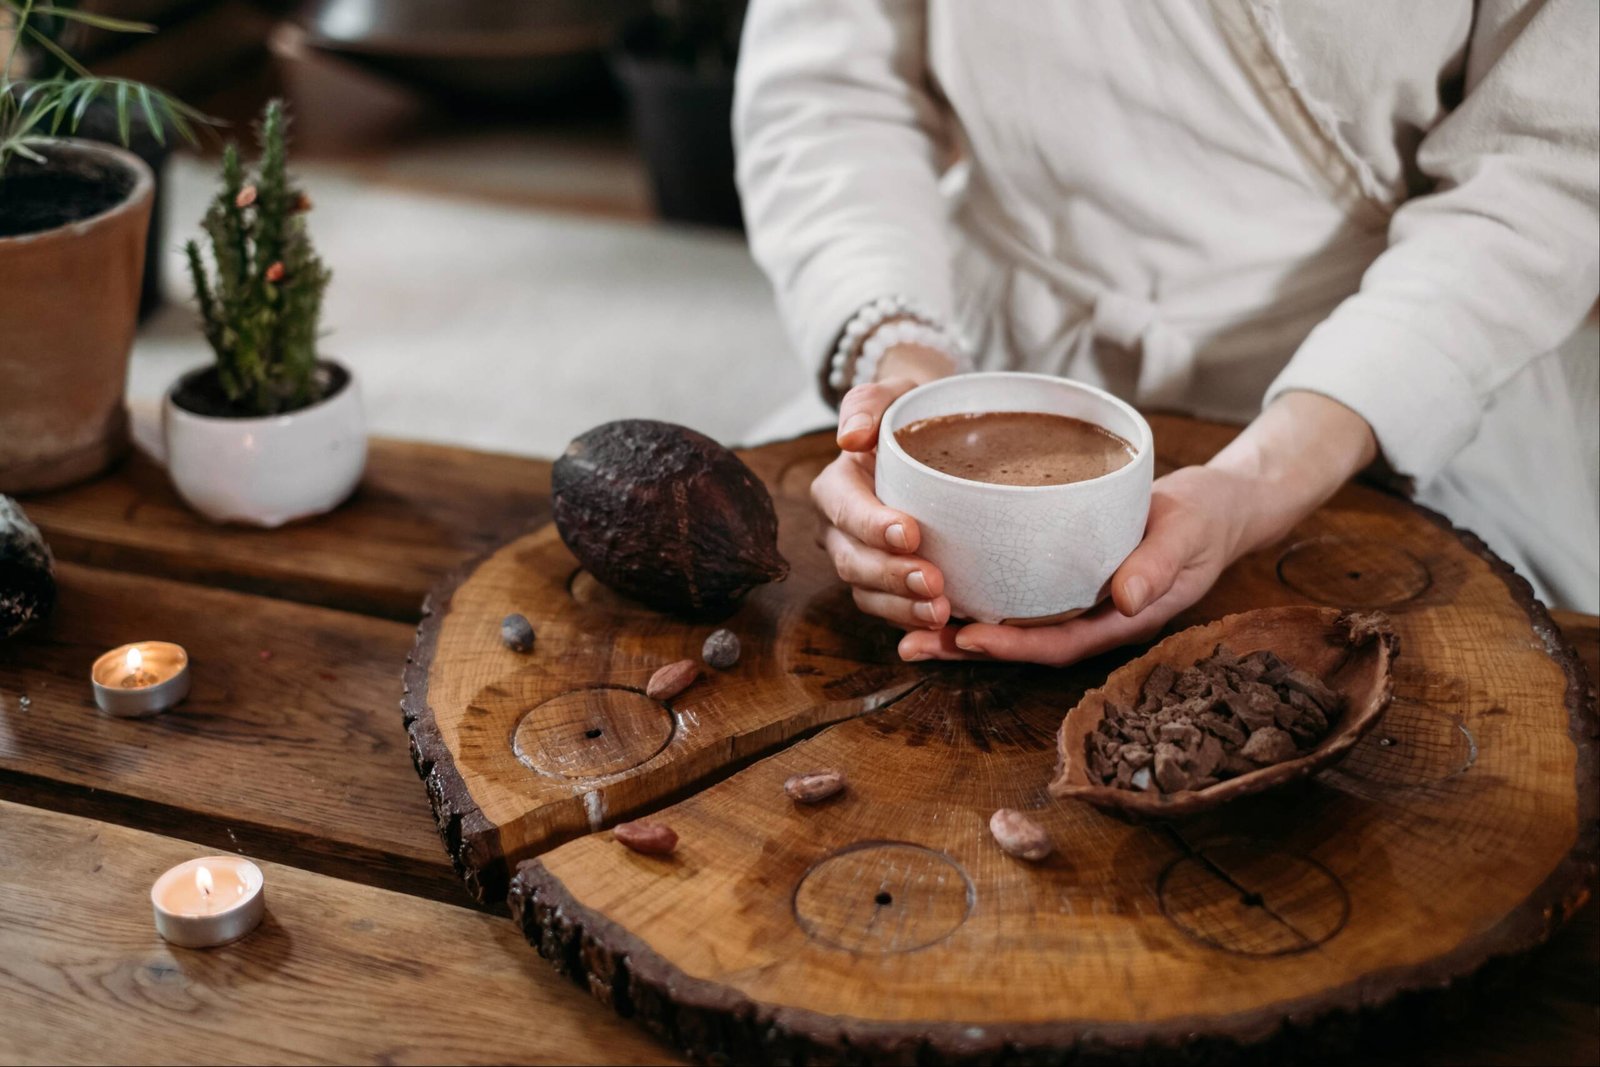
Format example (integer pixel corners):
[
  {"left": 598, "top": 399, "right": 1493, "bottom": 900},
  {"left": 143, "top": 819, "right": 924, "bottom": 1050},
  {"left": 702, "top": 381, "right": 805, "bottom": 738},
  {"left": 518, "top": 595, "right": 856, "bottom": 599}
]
[{"left": 185, "top": 99, "right": 332, "bottom": 417}]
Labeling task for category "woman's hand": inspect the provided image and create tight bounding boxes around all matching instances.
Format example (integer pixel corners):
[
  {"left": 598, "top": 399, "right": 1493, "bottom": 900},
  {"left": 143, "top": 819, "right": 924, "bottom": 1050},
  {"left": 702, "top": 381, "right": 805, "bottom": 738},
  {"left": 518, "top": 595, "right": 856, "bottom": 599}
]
[
  {"left": 896, "top": 465, "right": 1256, "bottom": 662},
  {"left": 811, "top": 343, "right": 958, "bottom": 630},
  {"left": 897, "top": 390, "right": 1379, "bottom": 665}
]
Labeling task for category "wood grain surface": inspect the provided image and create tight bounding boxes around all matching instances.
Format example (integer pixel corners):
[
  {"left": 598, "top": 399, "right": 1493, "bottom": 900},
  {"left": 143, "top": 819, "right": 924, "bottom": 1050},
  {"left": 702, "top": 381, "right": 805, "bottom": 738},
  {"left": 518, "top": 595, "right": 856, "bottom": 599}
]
[
  {"left": 19, "top": 439, "right": 549, "bottom": 620},
  {"left": 0, "top": 800, "right": 679, "bottom": 1066},
  {"left": 3, "top": 424, "right": 1593, "bottom": 1065},
  {"left": 0, "top": 562, "right": 457, "bottom": 900},
  {"left": 403, "top": 428, "right": 1595, "bottom": 1061}
]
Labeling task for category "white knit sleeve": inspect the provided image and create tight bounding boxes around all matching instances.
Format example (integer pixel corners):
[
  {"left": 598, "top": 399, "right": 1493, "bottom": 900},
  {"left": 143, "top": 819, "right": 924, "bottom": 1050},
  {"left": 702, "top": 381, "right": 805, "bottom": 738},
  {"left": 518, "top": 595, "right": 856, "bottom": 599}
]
[
  {"left": 734, "top": 0, "right": 956, "bottom": 394},
  {"left": 1265, "top": 0, "right": 1600, "bottom": 484}
]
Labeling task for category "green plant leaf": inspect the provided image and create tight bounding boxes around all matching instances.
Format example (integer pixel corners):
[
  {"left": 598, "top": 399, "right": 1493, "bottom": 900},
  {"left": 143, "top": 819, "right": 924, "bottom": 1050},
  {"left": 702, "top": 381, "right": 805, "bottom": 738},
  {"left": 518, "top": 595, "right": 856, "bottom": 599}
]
[
  {"left": 22, "top": 21, "right": 92, "bottom": 79},
  {"left": 134, "top": 83, "right": 162, "bottom": 145},
  {"left": 113, "top": 79, "right": 128, "bottom": 143},
  {"left": 27, "top": 6, "right": 154, "bottom": 33}
]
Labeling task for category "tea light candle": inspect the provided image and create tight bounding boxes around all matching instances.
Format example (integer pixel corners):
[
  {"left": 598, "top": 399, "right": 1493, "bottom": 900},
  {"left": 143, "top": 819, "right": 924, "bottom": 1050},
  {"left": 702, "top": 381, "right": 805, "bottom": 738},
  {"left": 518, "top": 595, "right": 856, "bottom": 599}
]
[
  {"left": 151, "top": 856, "right": 265, "bottom": 948},
  {"left": 91, "top": 641, "right": 190, "bottom": 717}
]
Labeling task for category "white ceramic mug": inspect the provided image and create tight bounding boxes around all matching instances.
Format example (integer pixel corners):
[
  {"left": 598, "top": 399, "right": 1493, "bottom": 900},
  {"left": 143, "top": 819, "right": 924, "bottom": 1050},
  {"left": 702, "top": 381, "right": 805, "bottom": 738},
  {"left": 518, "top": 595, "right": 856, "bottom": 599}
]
[{"left": 875, "top": 372, "right": 1154, "bottom": 624}]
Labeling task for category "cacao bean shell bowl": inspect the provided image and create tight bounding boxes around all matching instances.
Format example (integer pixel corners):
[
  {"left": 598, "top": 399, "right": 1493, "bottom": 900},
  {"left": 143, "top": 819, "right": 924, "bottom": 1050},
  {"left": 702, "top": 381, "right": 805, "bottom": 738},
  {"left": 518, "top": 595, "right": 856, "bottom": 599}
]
[{"left": 1049, "top": 606, "right": 1398, "bottom": 819}]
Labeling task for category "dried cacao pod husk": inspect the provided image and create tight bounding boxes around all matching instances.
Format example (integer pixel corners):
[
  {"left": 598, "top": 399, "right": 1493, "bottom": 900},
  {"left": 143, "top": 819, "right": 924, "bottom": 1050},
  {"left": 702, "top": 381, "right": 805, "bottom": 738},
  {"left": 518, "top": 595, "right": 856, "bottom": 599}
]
[
  {"left": 552, "top": 420, "right": 789, "bottom": 616},
  {"left": 1, "top": 496, "right": 54, "bottom": 641}
]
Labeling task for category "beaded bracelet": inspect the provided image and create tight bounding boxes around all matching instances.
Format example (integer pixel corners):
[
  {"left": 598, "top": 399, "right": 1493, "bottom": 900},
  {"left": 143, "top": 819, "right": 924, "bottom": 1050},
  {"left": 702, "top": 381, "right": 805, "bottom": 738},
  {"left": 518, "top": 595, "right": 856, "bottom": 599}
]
[
  {"left": 855, "top": 319, "right": 967, "bottom": 388},
  {"left": 826, "top": 295, "right": 970, "bottom": 393}
]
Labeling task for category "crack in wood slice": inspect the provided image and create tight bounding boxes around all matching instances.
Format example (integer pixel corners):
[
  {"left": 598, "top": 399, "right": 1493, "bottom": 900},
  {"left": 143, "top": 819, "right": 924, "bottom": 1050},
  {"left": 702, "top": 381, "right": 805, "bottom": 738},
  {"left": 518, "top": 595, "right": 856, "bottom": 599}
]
[{"left": 403, "top": 441, "right": 922, "bottom": 903}]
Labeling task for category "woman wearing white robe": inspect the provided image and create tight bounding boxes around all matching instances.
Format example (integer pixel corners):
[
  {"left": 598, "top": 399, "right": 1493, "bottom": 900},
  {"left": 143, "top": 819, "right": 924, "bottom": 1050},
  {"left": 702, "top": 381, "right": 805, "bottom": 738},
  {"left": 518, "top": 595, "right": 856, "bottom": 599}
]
[{"left": 735, "top": 0, "right": 1599, "bottom": 664}]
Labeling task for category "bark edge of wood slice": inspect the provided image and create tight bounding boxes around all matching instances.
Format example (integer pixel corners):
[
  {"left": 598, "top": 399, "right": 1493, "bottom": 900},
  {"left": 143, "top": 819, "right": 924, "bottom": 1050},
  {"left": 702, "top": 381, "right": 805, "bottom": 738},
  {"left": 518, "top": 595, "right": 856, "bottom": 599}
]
[{"left": 1049, "top": 606, "right": 1399, "bottom": 818}]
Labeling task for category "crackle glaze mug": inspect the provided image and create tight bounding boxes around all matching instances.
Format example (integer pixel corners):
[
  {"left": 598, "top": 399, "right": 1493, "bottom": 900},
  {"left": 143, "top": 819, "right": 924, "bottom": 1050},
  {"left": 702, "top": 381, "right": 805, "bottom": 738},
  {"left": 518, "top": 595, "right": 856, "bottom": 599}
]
[{"left": 875, "top": 372, "right": 1154, "bottom": 625}]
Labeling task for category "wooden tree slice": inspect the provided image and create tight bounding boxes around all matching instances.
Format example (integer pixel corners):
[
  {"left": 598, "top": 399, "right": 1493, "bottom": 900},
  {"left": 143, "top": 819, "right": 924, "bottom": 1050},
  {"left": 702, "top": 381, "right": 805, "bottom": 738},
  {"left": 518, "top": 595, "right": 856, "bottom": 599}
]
[{"left": 406, "top": 423, "right": 1595, "bottom": 1061}]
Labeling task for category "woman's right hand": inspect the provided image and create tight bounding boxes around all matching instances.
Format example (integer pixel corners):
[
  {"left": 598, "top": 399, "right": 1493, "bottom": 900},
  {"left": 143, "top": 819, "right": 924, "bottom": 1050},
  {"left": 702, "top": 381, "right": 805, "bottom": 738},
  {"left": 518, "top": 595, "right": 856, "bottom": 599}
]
[{"left": 811, "top": 343, "right": 957, "bottom": 632}]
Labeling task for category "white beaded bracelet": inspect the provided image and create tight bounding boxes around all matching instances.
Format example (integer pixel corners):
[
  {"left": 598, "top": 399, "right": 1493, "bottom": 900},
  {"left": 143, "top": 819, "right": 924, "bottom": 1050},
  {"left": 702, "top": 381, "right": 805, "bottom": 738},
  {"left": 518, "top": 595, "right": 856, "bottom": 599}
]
[
  {"left": 855, "top": 319, "right": 966, "bottom": 388},
  {"left": 826, "top": 295, "right": 969, "bottom": 393}
]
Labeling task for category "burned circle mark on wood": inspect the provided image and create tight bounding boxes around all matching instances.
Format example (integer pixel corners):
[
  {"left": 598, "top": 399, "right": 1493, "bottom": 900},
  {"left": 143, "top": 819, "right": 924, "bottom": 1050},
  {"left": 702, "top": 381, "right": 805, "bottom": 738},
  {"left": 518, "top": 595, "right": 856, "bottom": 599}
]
[
  {"left": 1158, "top": 840, "right": 1349, "bottom": 956},
  {"left": 793, "top": 841, "right": 973, "bottom": 955},
  {"left": 511, "top": 685, "right": 674, "bottom": 781},
  {"left": 1276, "top": 538, "right": 1432, "bottom": 608},
  {"left": 1319, "top": 698, "right": 1478, "bottom": 794}
]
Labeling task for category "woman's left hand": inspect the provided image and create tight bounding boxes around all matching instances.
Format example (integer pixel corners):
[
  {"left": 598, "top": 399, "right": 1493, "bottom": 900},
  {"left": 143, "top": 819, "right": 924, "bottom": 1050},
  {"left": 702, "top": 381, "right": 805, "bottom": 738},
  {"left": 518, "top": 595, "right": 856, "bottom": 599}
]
[
  {"left": 895, "top": 391, "right": 1380, "bottom": 666},
  {"left": 896, "top": 465, "right": 1256, "bottom": 664}
]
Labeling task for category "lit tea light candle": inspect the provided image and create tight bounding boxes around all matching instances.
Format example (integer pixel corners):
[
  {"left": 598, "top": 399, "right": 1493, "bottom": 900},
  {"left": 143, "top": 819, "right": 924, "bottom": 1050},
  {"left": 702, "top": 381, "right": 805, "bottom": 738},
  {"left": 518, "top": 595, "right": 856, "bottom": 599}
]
[
  {"left": 91, "top": 641, "right": 190, "bottom": 717},
  {"left": 151, "top": 856, "right": 265, "bottom": 948}
]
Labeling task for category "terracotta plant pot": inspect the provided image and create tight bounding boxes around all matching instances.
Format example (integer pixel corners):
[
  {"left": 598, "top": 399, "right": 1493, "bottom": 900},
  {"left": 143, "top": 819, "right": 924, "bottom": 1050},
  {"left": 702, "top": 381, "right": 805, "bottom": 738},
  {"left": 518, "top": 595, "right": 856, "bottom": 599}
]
[{"left": 0, "top": 140, "right": 154, "bottom": 493}]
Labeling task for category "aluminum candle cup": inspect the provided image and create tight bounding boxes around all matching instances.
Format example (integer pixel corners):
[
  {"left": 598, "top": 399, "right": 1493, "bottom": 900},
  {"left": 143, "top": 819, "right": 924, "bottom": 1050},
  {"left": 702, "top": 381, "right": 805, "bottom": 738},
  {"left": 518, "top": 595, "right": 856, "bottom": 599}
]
[
  {"left": 151, "top": 856, "right": 265, "bottom": 948},
  {"left": 91, "top": 641, "right": 191, "bottom": 717},
  {"left": 875, "top": 373, "right": 1154, "bottom": 624}
]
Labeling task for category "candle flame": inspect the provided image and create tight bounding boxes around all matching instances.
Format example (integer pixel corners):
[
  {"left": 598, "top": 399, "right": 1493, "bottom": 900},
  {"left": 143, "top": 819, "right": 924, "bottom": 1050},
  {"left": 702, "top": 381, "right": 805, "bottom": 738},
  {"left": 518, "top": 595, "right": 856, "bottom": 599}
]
[
  {"left": 126, "top": 647, "right": 143, "bottom": 673},
  {"left": 195, "top": 865, "right": 213, "bottom": 897}
]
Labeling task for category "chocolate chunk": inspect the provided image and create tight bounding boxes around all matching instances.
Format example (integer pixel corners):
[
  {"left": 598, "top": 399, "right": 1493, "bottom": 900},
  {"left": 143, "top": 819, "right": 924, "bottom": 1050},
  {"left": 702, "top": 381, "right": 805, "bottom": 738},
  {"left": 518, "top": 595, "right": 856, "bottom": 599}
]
[
  {"left": 1191, "top": 733, "right": 1224, "bottom": 778},
  {"left": 1142, "top": 663, "right": 1178, "bottom": 702},
  {"left": 1120, "top": 743, "right": 1153, "bottom": 769},
  {"left": 1223, "top": 688, "right": 1280, "bottom": 733},
  {"left": 1154, "top": 742, "right": 1192, "bottom": 792},
  {"left": 1158, "top": 721, "right": 1203, "bottom": 752},
  {"left": 1174, "top": 670, "right": 1211, "bottom": 700},
  {"left": 1240, "top": 726, "right": 1298, "bottom": 764},
  {"left": 1199, "top": 710, "right": 1247, "bottom": 747},
  {"left": 1208, "top": 644, "right": 1242, "bottom": 670},
  {"left": 1088, "top": 745, "right": 1114, "bottom": 783},
  {"left": 1283, "top": 668, "right": 1341, "bottom": 713}
]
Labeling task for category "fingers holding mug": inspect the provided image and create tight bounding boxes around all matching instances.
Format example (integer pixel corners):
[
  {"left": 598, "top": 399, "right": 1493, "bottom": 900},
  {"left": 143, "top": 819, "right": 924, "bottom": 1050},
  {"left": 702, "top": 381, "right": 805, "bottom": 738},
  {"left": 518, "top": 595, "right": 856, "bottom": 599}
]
[{"left": 811, "top": 451, "right": 922, "bottom": 554}]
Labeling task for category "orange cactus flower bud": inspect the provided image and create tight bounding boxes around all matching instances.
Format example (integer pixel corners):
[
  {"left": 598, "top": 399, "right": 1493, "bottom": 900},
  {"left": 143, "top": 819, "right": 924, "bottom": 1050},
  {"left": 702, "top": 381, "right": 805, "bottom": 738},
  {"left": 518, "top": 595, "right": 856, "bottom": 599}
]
[
  {"left": 293, "top": 191, "right": 313, "bottom": 213},
  {"left": 265, "top": 261, "right": 286, "bottom": 283},
  {"left": 235, "top": 185, "right": 258, "bottom": 208}
]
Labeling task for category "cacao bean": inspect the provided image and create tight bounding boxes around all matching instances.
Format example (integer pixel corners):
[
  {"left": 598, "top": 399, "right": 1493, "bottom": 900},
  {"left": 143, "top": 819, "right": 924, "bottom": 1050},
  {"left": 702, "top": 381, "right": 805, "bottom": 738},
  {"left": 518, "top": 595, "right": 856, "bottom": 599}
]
[
  {"left": 500, "top": 612, "right": 535, "bottom": 653},
  {"left": 702, "top": 628, "right": 741, "bottom": 669},
  {"left": 784, "top": 769, "right": 845, "bottom": 804},
  {"left": 646, "top": 659, "right": 701, "bottom": 701},
  {"left": 989, "top": 808, "right": 1053, "bottom": 861},
  {"left": 613, "top": 820, "right": 677, "bottom": 856}
]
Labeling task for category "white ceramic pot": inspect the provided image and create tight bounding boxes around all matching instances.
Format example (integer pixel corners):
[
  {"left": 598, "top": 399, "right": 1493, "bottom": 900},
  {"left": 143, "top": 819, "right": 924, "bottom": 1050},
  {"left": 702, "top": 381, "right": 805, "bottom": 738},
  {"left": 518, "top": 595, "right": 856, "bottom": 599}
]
[
  {"left": 163, "top": 362, "right": 367, "bottom": 527},
  {"left": 875, "top": 372, "right": 1154, "bottom": 624}
]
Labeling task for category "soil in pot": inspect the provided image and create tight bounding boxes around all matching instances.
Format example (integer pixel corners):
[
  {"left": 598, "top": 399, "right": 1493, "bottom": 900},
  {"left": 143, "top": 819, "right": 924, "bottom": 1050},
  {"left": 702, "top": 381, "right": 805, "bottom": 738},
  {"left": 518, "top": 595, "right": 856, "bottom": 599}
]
[
  {"left": 169, "top": 362, "right": 351, "bottom": 420},
  {"left": 0, "top": 152, "right": 134, "bottom": 238}
]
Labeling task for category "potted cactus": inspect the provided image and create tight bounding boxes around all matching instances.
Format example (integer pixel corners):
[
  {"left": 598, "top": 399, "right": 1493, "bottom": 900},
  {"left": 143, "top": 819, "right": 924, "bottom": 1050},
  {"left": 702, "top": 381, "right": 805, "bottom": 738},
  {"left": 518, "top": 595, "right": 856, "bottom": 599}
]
[
  {"left": 0, "top": 0, "right": 204, "bottom": 492},
  {"left": 166, "top": 98, "right": 365, "bottom": 527}
]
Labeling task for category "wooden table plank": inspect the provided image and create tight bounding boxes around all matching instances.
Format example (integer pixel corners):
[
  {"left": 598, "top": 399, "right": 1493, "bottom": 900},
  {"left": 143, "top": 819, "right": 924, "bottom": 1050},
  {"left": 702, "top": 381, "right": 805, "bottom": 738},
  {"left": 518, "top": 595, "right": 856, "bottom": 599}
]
[
  {"left": 0, "top": 800, "right": 680, "bottom": 1066},
  {"left": 1552, "top": 609, "right": 1599, "bottom": 690},
  {"left": 19, "top": 439, "right": 550, "bottom": 621},
  {"left": 0, "top": 563, "right": 457, "bottom": 902}
]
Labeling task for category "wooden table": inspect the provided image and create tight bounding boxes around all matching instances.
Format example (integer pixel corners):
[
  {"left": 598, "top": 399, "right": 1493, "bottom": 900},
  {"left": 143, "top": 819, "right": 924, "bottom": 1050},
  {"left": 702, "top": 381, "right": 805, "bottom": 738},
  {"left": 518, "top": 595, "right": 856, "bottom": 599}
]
[{"left": 2, "top": 425, "right": 1596, "bottom": 1065}]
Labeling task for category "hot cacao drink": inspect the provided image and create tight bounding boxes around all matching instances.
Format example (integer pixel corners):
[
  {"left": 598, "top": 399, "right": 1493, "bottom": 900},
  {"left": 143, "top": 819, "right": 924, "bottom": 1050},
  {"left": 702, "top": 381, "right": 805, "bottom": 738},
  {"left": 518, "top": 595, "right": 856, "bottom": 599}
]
[{"left": 895, "top": 411, "right": 1135, "bottom": 487}]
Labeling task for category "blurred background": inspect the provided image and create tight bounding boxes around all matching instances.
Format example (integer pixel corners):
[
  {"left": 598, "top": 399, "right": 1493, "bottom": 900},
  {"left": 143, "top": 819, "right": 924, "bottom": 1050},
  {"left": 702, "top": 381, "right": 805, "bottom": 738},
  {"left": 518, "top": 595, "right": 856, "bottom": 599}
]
[
  {"left": 46, "top": 0, "right": 833, "bottom": 456},
  {"left": 20, "top": 0, "right": 1598, "bottom": 465}
]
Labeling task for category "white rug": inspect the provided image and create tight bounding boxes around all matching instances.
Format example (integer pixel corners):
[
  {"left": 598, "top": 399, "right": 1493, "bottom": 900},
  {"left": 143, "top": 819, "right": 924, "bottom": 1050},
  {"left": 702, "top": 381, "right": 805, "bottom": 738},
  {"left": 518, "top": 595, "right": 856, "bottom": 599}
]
[{"left": 130, "top": 157, "right": 836, "bottom": 458}]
